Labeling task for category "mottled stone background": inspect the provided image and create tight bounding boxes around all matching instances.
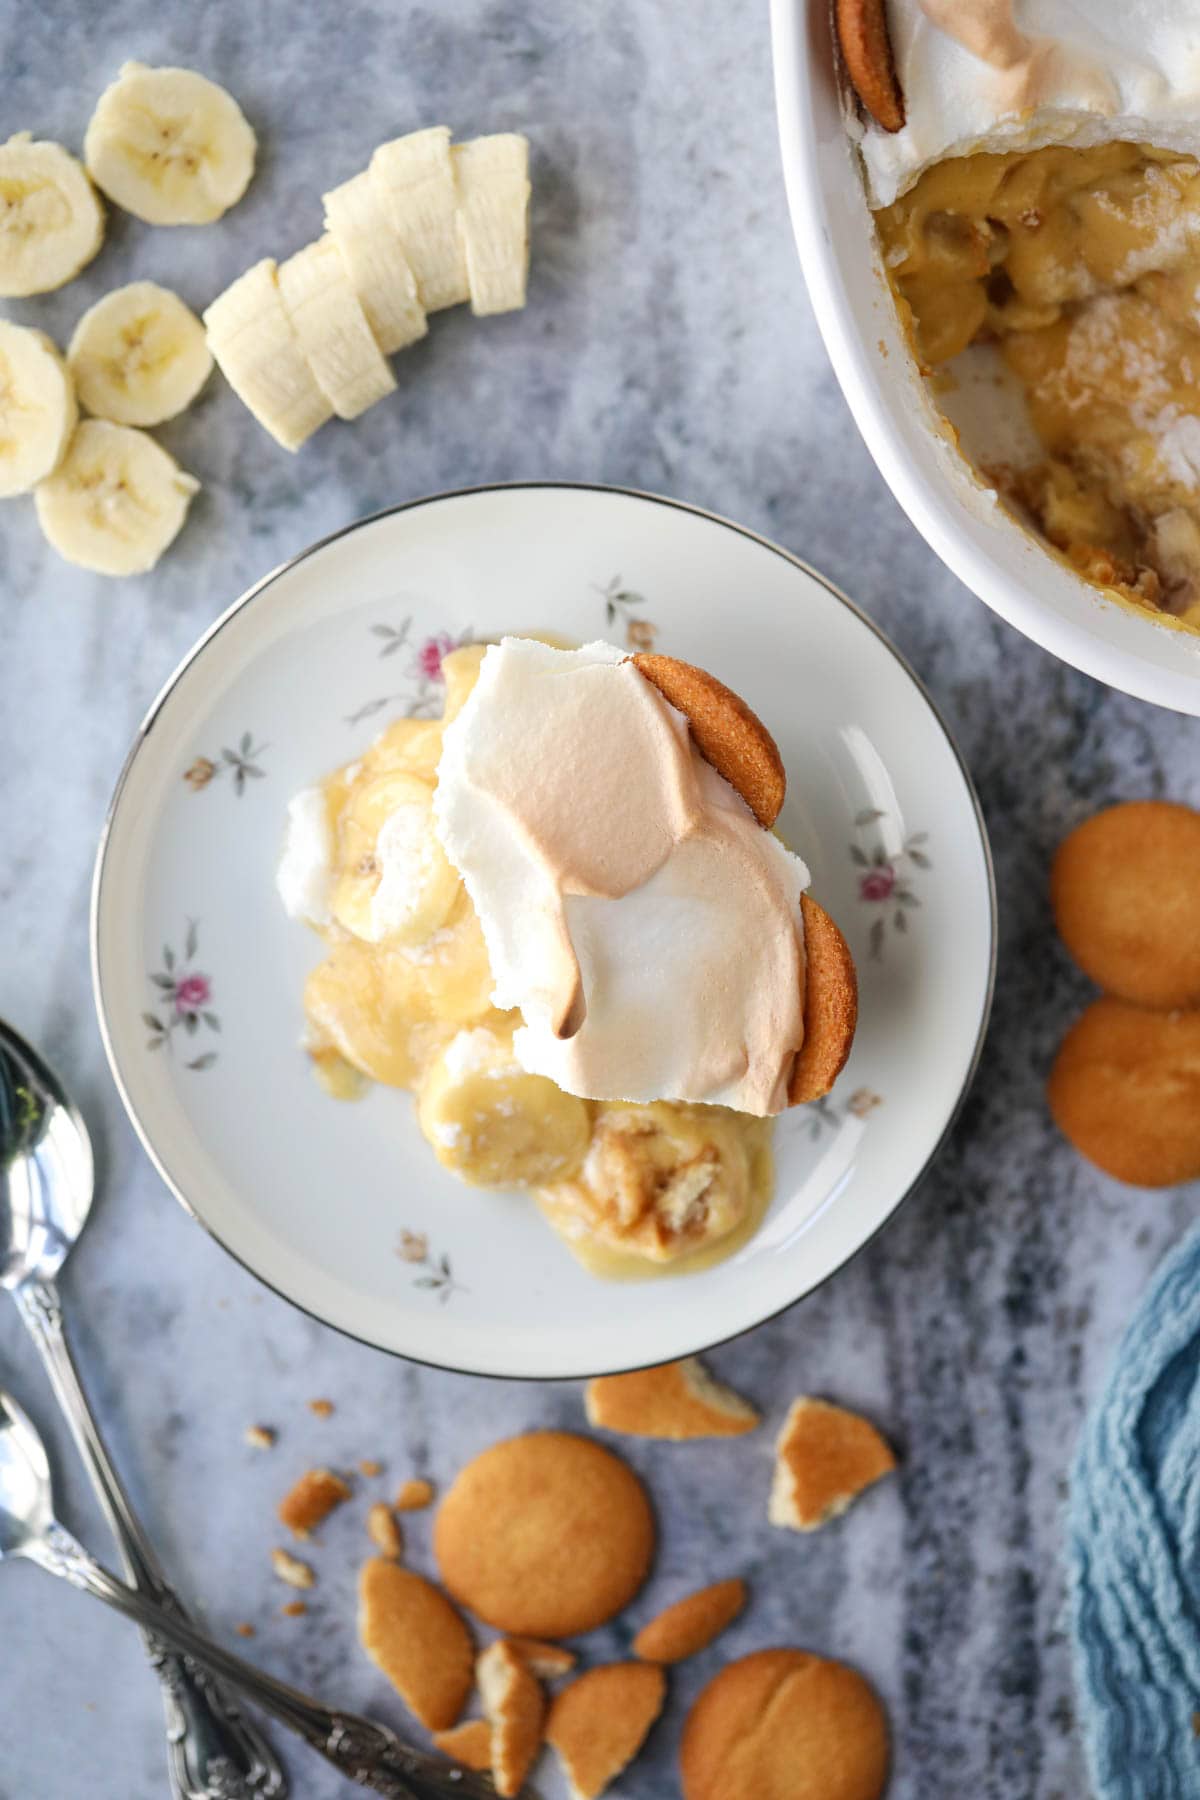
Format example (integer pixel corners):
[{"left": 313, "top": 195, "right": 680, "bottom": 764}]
[{"left": 1, "top": 3, "right": 1196, "bottom": 1796}]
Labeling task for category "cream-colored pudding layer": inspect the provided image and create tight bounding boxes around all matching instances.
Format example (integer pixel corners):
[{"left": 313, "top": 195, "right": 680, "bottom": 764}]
[
  {"left": 856, "top": 1, "right": 1200, "bottom": 207},
  {"left": 433, "top": 639, "right": 809, "bottom": 1117}
]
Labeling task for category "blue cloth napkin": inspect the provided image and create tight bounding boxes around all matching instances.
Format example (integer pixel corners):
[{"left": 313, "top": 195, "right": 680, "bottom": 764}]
[{"left": 1068, "top": 1222, "right": 1200, "bottom": 1800}]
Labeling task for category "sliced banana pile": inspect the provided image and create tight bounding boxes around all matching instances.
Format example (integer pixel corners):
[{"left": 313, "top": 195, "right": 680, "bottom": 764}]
[
  {"left": 205, "top": 126, "right": 531, "bottom": 450},
  {"left": 0, "top": 61, "right": 254, "bottom": 573},
  {"left": 0, "top": 291, "right": 204, "bottom": 575}
]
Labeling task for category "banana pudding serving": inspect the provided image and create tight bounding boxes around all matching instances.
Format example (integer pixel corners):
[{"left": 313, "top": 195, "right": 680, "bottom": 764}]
[
  {"left": 277, "top": 637, "right": 857, "bottom": 1278},
  {"left": 838, "top": 0, "right": 1200, "bottom": 634}
]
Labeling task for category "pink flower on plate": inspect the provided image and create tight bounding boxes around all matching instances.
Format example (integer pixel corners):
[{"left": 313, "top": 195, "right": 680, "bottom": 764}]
[
  {"left": 416, "top": 633, "right": 457, "bottom": 683},
  {"left": 175, "top": 973, "right": 211, "bottom": 1013},
  {"left": 858, "top": 866, "right": 896, "bottom": 903}
]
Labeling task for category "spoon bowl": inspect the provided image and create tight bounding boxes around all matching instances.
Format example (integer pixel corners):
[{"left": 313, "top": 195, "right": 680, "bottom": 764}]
[
  {"left": 0, "top": 1020, "right": 94, "bottom": 1292},
  {"left": 0, "top": 1390, "right": 54, "bottom": 1559}
]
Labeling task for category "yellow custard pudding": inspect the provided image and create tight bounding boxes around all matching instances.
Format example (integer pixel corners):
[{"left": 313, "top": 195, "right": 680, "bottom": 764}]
[
  {"left": 276, "top": 637, "right": 856, "bottom": 1278},
  {"left": 841, "top": 1, "right": 1200, "bottom": 635},
  {"left": 877, "top": 141, "right": 1200, "bottom": 630}
]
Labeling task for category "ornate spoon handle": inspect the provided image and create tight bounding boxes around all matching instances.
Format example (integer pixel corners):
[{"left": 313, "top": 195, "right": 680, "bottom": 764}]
[
  {"left": 14, "top": 1277, "right": 287, "bottom": 1799},
  {"left": 25, "top": 1522, "right": 496, "bottom": 1800}
]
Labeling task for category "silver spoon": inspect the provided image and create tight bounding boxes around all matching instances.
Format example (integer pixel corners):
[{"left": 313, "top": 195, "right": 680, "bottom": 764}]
[
  {"left": 0, "top": 1388, "right": 498, "bottom": 1799},
  {"left": 0, "top": 1018, "right": 285, "bottom": 1797}
]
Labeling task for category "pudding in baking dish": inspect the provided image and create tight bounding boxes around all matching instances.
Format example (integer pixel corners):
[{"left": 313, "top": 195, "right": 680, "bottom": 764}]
[
  {"left": 837, "top": 0, "right": 1200, "bottom": 635},
  {"left": 277, "top": 637, "right": 857, "bottom": 1277}
]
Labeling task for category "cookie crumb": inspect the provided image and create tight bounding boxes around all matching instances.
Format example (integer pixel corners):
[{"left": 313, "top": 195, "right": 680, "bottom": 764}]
[
  {"left": 278, "top": 1467, "right": 352, "bottom": 1537},
  {"left": 234, "top": 1622, "right": 256, "bottom": 1638},
  {"left": 271, "top": 1547, "right": 315, "bottom": 1590},
  {"left": 367, "top": 1502, "right": 403, "bottom": 1559},
  {"left": 308, "top": 1398, "right": 335, "bottom": 1419},
  {"left": 281, "top": 1601, "right": 308, "bottom": 1618},
  {"left": 244, "top": 1424, "right": 276, "bottom": 1450},
  {"left": 395, "top": 1477, "right": 434, "bottom": 1511},
  {"left": 359, "top": 1459, "right": 383, "bottom": 1478}
]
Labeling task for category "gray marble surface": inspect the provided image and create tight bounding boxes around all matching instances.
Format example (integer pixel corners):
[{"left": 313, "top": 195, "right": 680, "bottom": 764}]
[{"left": 1, "top": 3, "right": 1197, "bottom": 1797}]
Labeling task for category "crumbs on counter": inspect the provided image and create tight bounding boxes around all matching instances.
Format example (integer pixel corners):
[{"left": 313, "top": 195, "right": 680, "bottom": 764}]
[
  {"left": 367, "top": 1503, "right": 404, "bottom": 1560},
  {"left": 278, "top": 1467, "right": 351, "bottom": 1537},
  {"left": 271, "top": 1547, "right": 315, "bottom": 1590},
  {"left": 394, "top": 1477, "right": 435, "bottom": 1510}
]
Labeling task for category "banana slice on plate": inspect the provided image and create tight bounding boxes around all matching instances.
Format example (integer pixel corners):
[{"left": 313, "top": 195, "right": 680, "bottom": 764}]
[
  {"left": 322, "top": 169, "right": 427, "bottom": 355},
  {"left": 0, "top": 135, "right": 104, "bottom": 297},
  {"left": 371, "top": 127, "right": 471, "bottom": 313},
  {"left": 68, "top": 281, "right": 212, "bottom": 426},
  {"left": 277, "top": 235, "right": 396, "bottom": 421},
  {"left": 204, "top": 258, "right": 332, "bottom": 451},
  {"left": 417, "top": 1022, "right": 591, "bottom": 1188},
  {"left": 331, "top": 770, "right": 460, "bottom": 945},
  {"left": 34, "top": 419, "right": 199, "bottom": 576},
  {"left": 0, "top": 323, "right": 77, "bottom": 496},
  {"left": 452, "top": 134, "right": 531, "bottom": 316},
  {"left": 84, "top": 62, "right": 256, "bottom": 226}
]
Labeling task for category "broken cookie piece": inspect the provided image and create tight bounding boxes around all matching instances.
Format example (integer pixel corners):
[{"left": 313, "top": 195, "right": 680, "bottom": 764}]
[
  {"left": 633, "top": 1578, "right": 746, "bottom": 1664},
  {"left": 433, "top": 1718, "right": 492, "bottom": 1772},
  {"left": 358, "top": 1558, "right": 474, "bottom": 1730},
  {"left": 586, "top": 1358, "right": 759, "bottom": 1440},
  {"left": 546, "top": 1662, "right": 666, "bottom": 1800},
  {"left": 478, "top": 1639, "right": 546, "bottom": 1799},
  {"left": 769, "top": 1398, "right": 895, "bottom": 1531}
]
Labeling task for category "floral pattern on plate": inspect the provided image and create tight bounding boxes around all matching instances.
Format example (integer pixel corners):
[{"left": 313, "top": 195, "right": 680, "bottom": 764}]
[
  {"left": 851, "top": 808, "right": 930, "bottom": 960},
  {"left": 183, "top": 733, "right": 268, "bottom": 795},
  {"left": 596, "top": 573, "right": 659, "bottom": 650},
  {"left": 346, "top": 618, "right": 476, "bottom": 724},
  {"left": 144, "top": 921, "right": 220, "bottom": 1070},
  {"left": 396, "top": 1230, "right": 467, "bottom": 1305}
]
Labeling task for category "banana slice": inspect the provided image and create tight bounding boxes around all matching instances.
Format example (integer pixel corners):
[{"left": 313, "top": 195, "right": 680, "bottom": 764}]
[
  {"left": 452, "top": 134, "right": 530, "bottom": 316},
  {"left": 331, "top": 770, "right": 460, "bottom": 945},
  {"left": 34, "top": 419, "right": 198, "bottom": 576},
  {"left": 277, "top": 235, "right": 396, "bottom": 421},
  {"left": 68, "top": 281, "right": 212, "bottom": 426},
  {"left": 370, "top": 128, "right": 470, "bottom": 312},
  {"left": 0, "top": 323, "right": 77, "bottom": 496},
  {"left": 417, "top": 1022, "right": 590, "bottom": 1188},
  {"left": 203, "top": 258, "right": 332, "bottom": 451},
  {"left": 322, "top": 169, "right": 427, "bottom": 355},
  {"left": 85, "top": 62, "right": 256, "bottom": 226},
  {"left": 0, "top": 135, "right": 104, "bottom": 297}
]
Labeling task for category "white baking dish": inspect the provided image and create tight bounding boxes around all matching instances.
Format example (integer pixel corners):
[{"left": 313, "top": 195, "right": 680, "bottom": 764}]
[{"left": 771, "top": 0, "right": 1200, "bottom": 716}]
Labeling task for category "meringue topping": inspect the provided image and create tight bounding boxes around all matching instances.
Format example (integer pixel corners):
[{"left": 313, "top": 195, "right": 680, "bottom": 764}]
[
  {"left": 432, "top": 639, "right": 809, "bottom": 1117},
  {"left": 856, "top": 1, "right": 1200, "bottom": 207}
]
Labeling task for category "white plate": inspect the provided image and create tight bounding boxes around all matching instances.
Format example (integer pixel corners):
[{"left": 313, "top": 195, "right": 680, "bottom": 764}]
[
  {"left": 771, "top": 0, "right": 1200, "bottom": 716},
  {"left": 92, "top": 485, "right": 995, "bottom": 1379}
]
